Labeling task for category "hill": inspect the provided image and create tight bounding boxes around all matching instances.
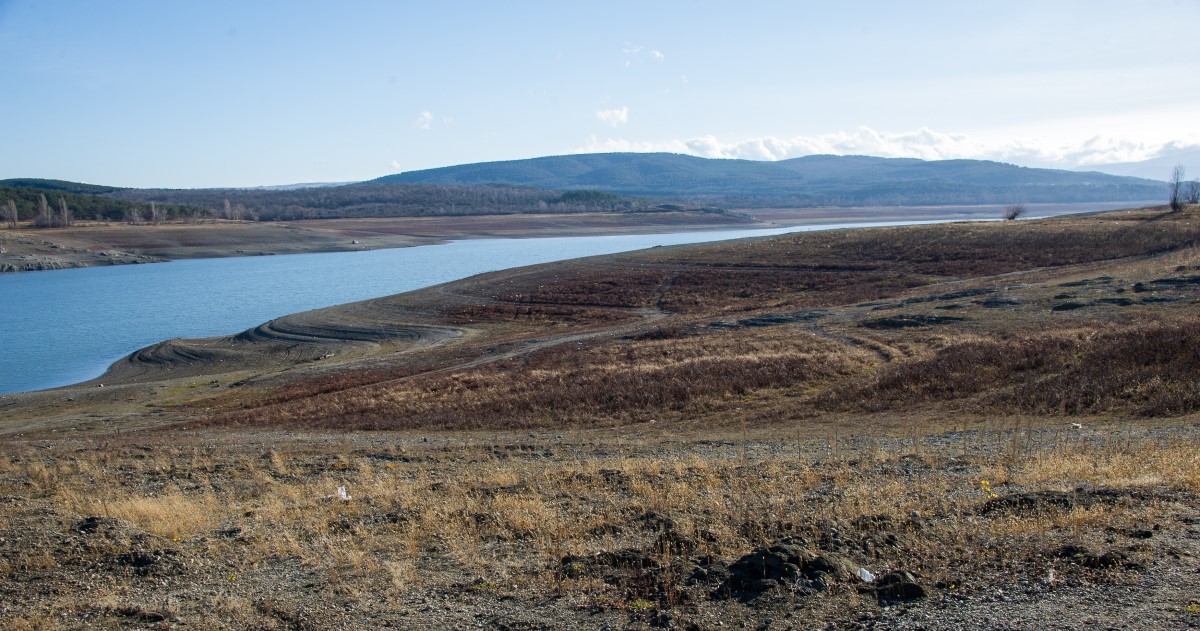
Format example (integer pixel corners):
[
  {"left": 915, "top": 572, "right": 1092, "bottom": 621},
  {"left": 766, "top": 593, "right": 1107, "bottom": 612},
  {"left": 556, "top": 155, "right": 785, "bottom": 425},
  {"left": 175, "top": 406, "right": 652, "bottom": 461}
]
[
  {"left": 375, "top": 152, "right": 1166, "bottom": 206},
  {"left": 0, "top": 178, "right": 122, "bottom": 195}
]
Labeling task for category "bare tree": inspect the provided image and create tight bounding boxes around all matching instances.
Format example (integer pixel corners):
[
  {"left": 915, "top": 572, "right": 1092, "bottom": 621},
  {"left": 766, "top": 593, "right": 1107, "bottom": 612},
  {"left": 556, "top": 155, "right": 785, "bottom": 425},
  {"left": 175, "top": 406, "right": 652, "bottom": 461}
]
[
  {"left": 57, "top": 197, "right": 72, "bottom": 228},
  {"left": 3, "top": 199, "right": 17, "bottom": 229},
  {"left": 1169, "top": 165, "right": 1185, "bottom": 212},
  {"left": 124, "top": 205, "right": 142, "bottom": 225},
  {"left": 34, "top": 194, "right": 55, "bottom": 228},
  {"left": 1185, "top": 180, "right": 1200, "bottom": 205},
  {"left": 223, "top": 198, "right": 232, "bottom": 220},
  {"left": 1003, "top": 203, "right": 1026, "bottom": 221}
]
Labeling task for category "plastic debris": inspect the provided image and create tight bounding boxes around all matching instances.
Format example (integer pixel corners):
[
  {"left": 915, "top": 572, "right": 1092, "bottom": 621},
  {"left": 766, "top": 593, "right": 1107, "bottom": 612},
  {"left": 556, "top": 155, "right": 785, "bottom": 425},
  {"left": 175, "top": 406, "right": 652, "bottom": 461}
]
[
  {"left": 323, "top": 486, "right": 352, "bottom": 502},
  {"left": 857, "top": 567, "right": 876, "bottom": 583}
]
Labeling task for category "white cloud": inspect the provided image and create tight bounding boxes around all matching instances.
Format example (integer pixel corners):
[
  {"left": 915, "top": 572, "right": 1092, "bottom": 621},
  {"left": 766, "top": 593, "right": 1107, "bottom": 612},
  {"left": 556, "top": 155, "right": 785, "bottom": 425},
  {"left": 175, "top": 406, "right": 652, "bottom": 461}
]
[
  {"left": 576, "top": 126, "right": 1200, "bottom": 170},
  {"left": 622, "top": 44, "right": 666, "bottom": 67},
  {"left": 595, "top": 106, "right": 630, "bottom": 128},
  {"left": 415, "top": 110, "right": 434, "bottom": 130},
  {"left": 390, "top": 159, "right": 402, "bottom": 171}
]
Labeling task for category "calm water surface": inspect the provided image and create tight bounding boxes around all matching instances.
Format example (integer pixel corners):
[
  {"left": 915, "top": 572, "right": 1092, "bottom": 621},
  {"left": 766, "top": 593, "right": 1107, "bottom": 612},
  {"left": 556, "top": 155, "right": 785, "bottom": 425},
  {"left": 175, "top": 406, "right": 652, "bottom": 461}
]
[{"left": 2, "top": 220, "right": 952, "bottom": 394}]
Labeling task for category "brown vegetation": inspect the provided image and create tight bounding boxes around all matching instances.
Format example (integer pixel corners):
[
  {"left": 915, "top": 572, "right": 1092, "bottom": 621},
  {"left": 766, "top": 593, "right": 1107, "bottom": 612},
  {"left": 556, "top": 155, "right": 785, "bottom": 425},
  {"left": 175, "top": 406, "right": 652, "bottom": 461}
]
[{"left": 1, "top": 427, "right": 1197, "bottom": 629}]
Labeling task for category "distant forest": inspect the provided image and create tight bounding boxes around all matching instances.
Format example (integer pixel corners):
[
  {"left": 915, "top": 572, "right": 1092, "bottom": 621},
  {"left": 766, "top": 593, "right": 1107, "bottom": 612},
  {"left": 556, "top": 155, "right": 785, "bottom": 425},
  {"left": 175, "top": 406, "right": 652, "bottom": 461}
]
[
  {"left": 109, "top": 184, "right": 645, "bottom": 220},
  {"left": 0, "top": 185, "right": 208, "bottom": 223},
  {"left": 0, "top": 180, "right": 646, "bottom": 225}
]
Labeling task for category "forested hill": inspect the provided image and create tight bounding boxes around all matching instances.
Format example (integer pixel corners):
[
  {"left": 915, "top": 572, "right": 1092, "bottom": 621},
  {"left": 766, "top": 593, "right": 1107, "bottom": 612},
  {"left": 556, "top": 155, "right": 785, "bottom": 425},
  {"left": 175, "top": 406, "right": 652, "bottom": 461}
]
[
  {"left": 374, "top": 153, "right": 1167, "bottom": 207},
  {"left": 0, "top": 179, "right": 646, "bottom": 222},
  {"left": 3, "top": 153, "right": 1168, "bottom": 221}
]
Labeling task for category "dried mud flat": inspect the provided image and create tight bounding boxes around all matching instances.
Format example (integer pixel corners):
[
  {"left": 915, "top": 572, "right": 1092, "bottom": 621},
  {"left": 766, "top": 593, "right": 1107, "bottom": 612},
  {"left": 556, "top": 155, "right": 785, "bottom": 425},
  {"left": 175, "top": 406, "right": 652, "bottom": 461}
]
[{"left": 3, "top": 206, "right": 1200, "bottom": 629}]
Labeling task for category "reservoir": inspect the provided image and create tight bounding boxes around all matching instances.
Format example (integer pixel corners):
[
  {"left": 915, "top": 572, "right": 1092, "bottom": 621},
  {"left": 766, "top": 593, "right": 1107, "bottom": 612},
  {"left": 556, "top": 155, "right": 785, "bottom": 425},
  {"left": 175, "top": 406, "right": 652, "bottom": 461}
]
[
  {"left": 6, "top": 223, "right": 914, "bottom": 394},
  {"left": 0, "top": 212, "right": 1098, "bottom": 394}
]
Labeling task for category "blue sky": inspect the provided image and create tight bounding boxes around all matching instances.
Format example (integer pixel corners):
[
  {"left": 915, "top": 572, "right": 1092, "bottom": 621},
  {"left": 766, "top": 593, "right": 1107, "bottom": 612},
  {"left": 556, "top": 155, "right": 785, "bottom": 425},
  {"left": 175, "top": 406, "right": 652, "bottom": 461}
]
[{"left": 2, "top": 0, "right": 1198, "bottom": 187}]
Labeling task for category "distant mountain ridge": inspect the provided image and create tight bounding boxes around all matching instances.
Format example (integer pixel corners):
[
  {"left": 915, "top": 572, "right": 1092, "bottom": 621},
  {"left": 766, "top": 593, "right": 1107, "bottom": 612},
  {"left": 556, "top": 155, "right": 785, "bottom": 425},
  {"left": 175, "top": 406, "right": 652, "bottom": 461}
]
[
  {"left": 1078, "top": 149, "right": 1200, "bottom": 181},
  {"left": 374, "top": 153, "right": 1166, "bottom": 207},
  {"left": 3, "top": 153, "right": 1170, "bottom": 219}
]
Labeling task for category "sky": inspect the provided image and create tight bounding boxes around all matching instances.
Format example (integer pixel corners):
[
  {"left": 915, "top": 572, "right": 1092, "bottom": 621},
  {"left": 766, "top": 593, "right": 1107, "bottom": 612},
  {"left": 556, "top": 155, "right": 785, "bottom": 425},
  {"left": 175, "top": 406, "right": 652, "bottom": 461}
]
[{"left": 2, "top": 0, "right": 1199, "bottom": 188}]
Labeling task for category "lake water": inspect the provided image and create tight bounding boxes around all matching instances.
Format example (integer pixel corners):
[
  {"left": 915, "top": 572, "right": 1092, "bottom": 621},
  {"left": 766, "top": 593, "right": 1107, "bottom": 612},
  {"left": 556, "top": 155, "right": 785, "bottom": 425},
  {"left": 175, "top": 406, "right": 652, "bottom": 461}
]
[{"left": 0, "top": 218, "right": 990, "bottom": 394}]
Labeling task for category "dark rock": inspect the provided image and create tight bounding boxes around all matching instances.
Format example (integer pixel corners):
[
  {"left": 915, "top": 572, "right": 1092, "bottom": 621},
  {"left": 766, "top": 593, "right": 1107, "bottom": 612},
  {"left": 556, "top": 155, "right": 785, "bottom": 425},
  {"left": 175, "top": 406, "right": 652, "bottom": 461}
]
[
  {"left": 115, "top": 606, "right": 167, "bottom": 623},
  {"left": 113, "top": 551, "right": 159, "bottom": 569},
  {"left": 873, "top": 571, "right": 927, "bottom": 603},
  {"left": 638, "top": 510, "right": 676, "bottom": 532},
  {"left": 984, "top": 487, "right": 1161, "bottom": 516},
  {"left": 1051, "top": 301, "right": 1087, "bottom": 311},
  {"left": 1059, "top": 277, "right": 1113, "bottom": 287},
  {"left": 852, "top": 514, "right": 894, "bottom": 532},
  {"left": 861, "top": 314, "right": 965, "bottom": 329},
  {"left": 77, "top": 516, "right": 123, "bottom": 533},
  {"left": 1083, "top": 550, "right": 1130, "bottom": 569},
  {"left": 926, "top": 287, "right": 996, "bottom": 302},
  {"left": 1151, "top": 275, "right": 1200, "bottom": 287},
  {"left": 109, "top": 549, "right": 182, "bottom": 576},
  {"left": 982, "top": 490, "right": 1078, "bottom": 514},
  {"left": 724, "top": 542, "right": 855, "bottom": 599},
  {"left": 1053, "top": 543, "right": 1091, "bottom": 560}
]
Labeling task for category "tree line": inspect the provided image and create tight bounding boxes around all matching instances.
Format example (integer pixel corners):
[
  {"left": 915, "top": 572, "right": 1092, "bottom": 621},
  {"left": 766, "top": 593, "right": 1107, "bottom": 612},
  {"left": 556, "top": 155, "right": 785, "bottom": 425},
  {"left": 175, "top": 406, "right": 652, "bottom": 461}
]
[
  {"left": 1, "top": 182, "right": 647, "bottom": 228},
  {"left": 1, "top": 186, "right": 209, "bottom": 227},
  {"left": 109, "top": 183, "right": 646, "bottom": 221}
]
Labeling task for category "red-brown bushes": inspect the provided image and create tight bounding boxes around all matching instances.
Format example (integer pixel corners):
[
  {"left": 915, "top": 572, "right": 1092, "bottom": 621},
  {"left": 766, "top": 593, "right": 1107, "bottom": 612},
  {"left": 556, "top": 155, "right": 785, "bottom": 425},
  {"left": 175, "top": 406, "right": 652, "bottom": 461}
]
[
  {"left": 817, "top": 319, "right": 1200, "bottom": 417},
  {"left": 210, "top": 329, "right": 872, "bottom": 431}
]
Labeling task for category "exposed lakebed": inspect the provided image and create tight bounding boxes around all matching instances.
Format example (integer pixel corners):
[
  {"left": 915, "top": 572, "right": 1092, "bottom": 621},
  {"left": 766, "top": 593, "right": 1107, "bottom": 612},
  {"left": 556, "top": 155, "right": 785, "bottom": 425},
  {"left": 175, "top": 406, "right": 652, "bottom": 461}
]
[{"left": 0, "top": 217, "right": 1040, "bottom": 394}]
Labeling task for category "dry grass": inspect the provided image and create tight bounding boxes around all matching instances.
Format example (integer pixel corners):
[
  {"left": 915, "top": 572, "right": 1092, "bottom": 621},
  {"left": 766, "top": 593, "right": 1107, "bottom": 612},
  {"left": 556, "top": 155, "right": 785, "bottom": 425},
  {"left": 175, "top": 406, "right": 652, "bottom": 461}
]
[
  {"left": 0, "top": 421, "right": 1196, "bottom": 627},
  {"left": 208, "top": 325, "right": 876, "bottom": 430}
]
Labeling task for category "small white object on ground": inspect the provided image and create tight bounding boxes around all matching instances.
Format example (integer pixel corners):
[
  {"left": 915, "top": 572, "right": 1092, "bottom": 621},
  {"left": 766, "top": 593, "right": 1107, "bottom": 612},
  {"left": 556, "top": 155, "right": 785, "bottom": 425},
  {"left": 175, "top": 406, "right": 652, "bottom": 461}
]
[
  {"left": 336, "top": 485, "right": 351, "bottom": 501},
  {"left": 857, "top": 567, "right": 876, "bottom": 583}
]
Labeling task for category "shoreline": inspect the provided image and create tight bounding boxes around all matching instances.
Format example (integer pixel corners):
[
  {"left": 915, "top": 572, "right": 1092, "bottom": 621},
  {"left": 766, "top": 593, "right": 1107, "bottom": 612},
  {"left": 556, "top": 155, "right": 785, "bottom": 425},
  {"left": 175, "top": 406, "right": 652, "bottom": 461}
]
[
  {"left": 0, "top": 211, "right": 760, "bottom": 274},
  {"left": 0, "top": 201, "right": 1148, "bottom": 274}
]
